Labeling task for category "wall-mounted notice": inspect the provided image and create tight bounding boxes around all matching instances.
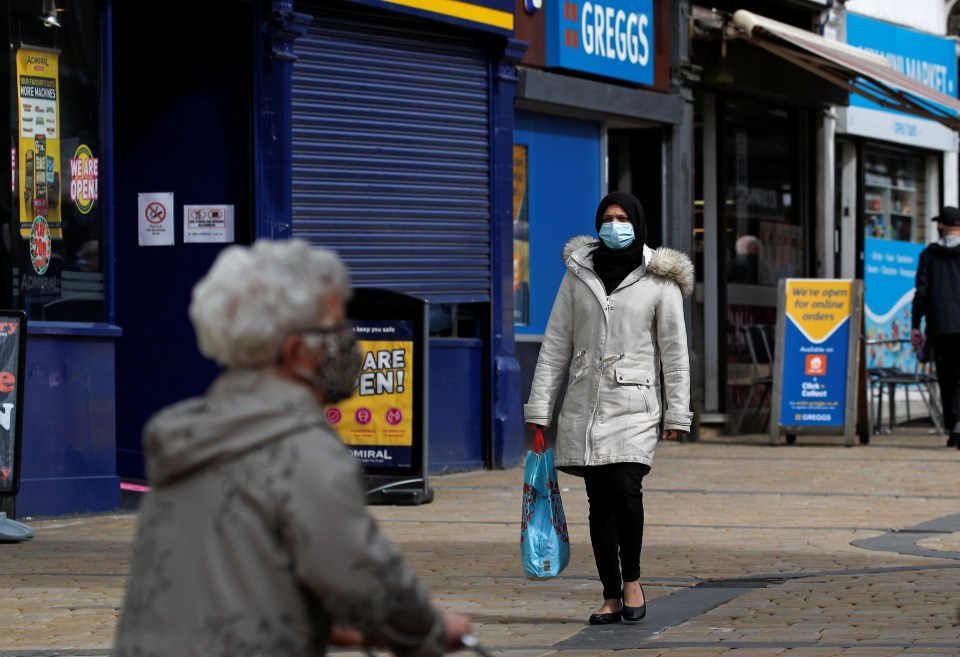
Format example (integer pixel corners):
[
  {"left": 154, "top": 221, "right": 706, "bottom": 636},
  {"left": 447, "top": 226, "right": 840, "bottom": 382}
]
[
  {"left": 138, "top": 192, "right": 175, "bottom": 246},
  {"left": 184, "top": 205, "right": 234, "bottom": 243}
]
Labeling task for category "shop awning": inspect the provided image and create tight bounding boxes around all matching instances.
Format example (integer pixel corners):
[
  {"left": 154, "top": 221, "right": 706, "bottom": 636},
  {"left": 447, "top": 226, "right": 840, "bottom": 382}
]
[{"left": 731, "top": 9, "right": 960, "bottom": 132}]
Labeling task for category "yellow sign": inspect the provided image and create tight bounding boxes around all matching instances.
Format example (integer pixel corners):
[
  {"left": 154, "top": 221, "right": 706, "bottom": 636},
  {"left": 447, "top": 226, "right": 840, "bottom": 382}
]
[
  {"left": 785, "top": 279, "right": 853, "bottom": 343},
  {"left": 69, "top": 144, "right": 99, "bottom": 214},
  {"left": 16, "top": 48, "right": 62, "bottom": 240},
  {"left": 382, "top": 0, "right": 513, "bottom": 31},
  {"left": 326, "top": 338, "right": 413, "bottom": 447},
  {"left": 513, "top": 144, "right": 530, "bottom": 323}
]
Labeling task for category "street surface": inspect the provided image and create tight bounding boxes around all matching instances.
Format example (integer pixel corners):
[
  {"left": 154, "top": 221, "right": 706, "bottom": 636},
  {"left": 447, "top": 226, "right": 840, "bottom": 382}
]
[{"left": 1, "top": 429, "right": 959, "bottom": 657}]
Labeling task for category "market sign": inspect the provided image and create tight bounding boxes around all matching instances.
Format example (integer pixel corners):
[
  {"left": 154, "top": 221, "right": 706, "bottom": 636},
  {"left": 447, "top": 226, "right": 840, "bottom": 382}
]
[
  {"left": 770, "top": 279, "right": 863, "bottom": 447},
  {"left": 845, "top": 13, "right": 959, "bottom": 150},
  {"left": 545, "top": 0, "right": 655, "bottom": 85}
]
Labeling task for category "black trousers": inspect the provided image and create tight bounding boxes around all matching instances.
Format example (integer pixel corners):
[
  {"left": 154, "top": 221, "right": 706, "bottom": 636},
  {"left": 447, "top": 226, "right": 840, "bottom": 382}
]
[
  {"left": 932, "top": 334, "right": 960, "bottom": 435},
  {"left": 582, "top": 462, "right": 651, "bottom": 601}
]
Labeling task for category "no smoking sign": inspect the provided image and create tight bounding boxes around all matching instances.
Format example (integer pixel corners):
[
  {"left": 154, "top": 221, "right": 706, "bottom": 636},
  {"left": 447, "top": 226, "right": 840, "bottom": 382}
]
[
  {"left": 138, "top": 192, "right": 175, "bottom": 246},
  {"left": 145, "top": 201, "right": 167, "bottom": 224}
]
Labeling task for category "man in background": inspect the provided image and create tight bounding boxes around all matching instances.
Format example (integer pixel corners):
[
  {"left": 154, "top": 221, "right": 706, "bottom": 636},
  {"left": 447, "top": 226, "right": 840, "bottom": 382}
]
[{"left": 912, "top": 207, "right": 960, "bottom": 449}]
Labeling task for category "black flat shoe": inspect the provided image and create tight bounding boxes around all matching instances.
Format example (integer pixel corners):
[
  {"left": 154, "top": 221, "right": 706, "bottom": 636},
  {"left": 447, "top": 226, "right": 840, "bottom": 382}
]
[
  {"left": 621, "top": 602, "right": 646, "bottom": 622},
  {"left": 622, "top": 584, "right": 646, "bottom": 622},
  {"left": 588, "top": 610, "right": 622, "bottom": 625}
]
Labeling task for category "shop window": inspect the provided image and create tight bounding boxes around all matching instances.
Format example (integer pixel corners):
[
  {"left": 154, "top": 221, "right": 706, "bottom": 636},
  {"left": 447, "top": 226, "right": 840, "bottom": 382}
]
[
  {"left": 724, "top": 103, "right": 803, "bottom": 287},
  {"left": 861, "top": 146, "right": 928, "bottom": 376},
  {"left": 3, "top": 0, "right": 103, "bottom": 322},
  {"left": 862, "top": 148, "right": 927, "bottom": 244}
]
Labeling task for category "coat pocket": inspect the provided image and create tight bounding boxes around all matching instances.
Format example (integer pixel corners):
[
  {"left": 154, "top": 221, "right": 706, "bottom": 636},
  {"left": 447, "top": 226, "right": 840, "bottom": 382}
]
[
  {"left": 569, "top": 350, "right": 588, "bottom": 382},
  {"left": 614, "top": 366, "right": 655, "bottom": 417}
]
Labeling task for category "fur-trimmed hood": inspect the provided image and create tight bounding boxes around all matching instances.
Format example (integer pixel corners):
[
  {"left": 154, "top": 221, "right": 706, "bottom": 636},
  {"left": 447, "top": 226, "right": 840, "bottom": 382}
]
[{"left": 562, "top": 235, "right": 694, "bottom": 298}]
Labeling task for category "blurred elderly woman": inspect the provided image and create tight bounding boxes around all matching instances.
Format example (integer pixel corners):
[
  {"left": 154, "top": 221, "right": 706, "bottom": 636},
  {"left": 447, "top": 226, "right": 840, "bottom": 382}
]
[{"left": 115, "top": 240, "right": 470, "bottom": 657}]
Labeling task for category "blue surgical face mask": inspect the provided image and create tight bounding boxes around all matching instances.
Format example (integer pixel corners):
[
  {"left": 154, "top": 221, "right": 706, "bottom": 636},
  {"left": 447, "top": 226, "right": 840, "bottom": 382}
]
[{"left": 598, "top": 222, "right": 635, "bottom": 250}]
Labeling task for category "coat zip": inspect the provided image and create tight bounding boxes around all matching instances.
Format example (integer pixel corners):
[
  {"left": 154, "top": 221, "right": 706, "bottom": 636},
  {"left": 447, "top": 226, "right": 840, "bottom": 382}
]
[{"left": 585, "top": 292, "right": 622, "bottom": 466}]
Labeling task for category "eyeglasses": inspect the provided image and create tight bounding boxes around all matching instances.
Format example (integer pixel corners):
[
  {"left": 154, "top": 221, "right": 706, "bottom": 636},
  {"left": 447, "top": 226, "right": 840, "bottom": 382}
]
[{"left": 602, "top": 214, "right": 631, "bottom": 223}]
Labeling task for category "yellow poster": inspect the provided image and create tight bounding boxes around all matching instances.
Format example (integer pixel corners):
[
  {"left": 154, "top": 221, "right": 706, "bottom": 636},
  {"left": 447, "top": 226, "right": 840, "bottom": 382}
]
[
  {"left": 513, "top": 144, "right": 530, "bottom": 324},
  {"left": 785, "top": 279, "right": 853, "bottom": 343},
  {"left": 325, "top": 320, "right": 415, "bottom": 468},
  {"left": 17, "top": 48, "right": 62, "bottom": 240}
]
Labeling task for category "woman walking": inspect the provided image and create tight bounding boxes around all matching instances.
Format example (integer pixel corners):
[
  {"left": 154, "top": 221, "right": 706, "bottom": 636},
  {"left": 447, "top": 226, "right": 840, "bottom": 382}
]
[{"left": 524, "top": 191, "right": 693, "bottom": 624}]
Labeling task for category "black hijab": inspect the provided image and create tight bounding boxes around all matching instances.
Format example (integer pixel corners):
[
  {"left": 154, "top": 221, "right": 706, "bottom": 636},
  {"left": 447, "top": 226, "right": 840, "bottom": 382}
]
[{"left": 591, "top": 191, "right": 647, "bottom": 295}]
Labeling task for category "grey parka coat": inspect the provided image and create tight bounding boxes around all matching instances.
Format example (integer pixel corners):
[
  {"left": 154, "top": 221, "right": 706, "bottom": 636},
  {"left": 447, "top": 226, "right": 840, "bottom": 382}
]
[
  {"left": 523, "top": 237, "right": 694, "bottom": 473},
  {"left": 114, "top": 369, "right": 445, "bottom": 657}
]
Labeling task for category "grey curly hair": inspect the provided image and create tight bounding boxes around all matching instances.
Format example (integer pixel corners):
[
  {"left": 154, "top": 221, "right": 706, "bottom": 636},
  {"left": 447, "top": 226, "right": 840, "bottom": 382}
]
[{"left": 189, "top": 239, "right": 350, "bottom": 368}]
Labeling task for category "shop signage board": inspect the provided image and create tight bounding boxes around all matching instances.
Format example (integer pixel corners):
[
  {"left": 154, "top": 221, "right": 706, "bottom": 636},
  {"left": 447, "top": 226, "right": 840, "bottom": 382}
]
[
  {"left": 545, "top": 0, "right": 655, "bottom": 85},
  {"left": 0, "top": 312, "right": 27, "bottom": 498},
  {"left": 16, "top": 47, "right": 62, "bottom": 240},
  {"left": 770, "top": 279, "right": 863, "bottom": 447},
  {"left": 328, "top": 319, "right": 416, "bottom": 469},
  {"left": 863, "top": 237, "right": 923, "bottom": 372},
  {"left": 844, "top": 13, "right": 959, "bottom": 150},
  {"left": 341, "top": 288, "right": 433, "bottom": 504}
]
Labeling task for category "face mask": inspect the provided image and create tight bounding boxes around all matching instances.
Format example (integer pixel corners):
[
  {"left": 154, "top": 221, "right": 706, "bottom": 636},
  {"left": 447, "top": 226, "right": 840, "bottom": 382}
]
[
  {"left": 599, "top": 222, "right": 635, "bottom": 250},
  {"left": 297, "top": 328, "right": 362, "bottom": 404}
]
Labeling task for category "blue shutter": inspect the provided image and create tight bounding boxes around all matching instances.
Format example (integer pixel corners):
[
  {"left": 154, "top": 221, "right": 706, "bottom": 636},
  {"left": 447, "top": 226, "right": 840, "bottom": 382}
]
[{"left": 291, "top": 5, "right": 492, "bottom": 303}]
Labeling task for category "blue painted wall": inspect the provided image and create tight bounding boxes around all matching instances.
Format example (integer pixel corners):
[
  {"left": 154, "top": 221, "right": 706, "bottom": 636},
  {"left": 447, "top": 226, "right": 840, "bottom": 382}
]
[
  {"left": 428, "top": 338, "right": 484, "bottom": 473},
  {"left": 514, "top": 110, "right": 602, "bottom": 336},
  {"left": 513, "top": 110, "right": 601, "bottom": 449},
  {"left": 111, "top": 1, "right": 254, "bottom": 479}
]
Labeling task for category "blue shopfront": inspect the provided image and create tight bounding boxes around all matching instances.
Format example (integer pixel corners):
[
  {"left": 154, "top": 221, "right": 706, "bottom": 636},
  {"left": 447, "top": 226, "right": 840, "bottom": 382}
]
[
  {"left": 512, "top": 0, "right": 691, "bottom": 441},
  {"left": 4, "top": 0, "right": 524, "bottom": 518}
]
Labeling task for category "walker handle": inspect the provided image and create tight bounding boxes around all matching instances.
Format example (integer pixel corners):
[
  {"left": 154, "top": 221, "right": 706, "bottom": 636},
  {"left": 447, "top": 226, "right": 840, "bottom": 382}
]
[{"left": 460, "top": 634, "right": 495, "bottom": 657}]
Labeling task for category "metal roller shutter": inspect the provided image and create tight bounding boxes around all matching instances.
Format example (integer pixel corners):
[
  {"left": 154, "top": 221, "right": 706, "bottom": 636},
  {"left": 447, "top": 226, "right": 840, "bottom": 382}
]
[{"left": 292, "top": 4, "right": 492, "bottom": 303}]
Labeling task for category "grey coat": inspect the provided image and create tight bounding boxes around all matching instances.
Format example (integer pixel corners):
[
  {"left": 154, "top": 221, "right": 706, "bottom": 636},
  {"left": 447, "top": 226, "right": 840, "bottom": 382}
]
[
  {"left": 524, "top": 237, "right": 694, "bottom": 473},
  {"left": 114, "top": 369, "right": 445, "bottom": 657}
]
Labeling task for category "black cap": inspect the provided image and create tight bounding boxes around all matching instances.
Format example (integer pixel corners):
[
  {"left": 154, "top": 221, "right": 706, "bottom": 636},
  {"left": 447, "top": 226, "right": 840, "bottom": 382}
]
[
  {"left": 936, "top": 206, "right": 960, "bottom": 227},
  {"left": 595, "top": 191, "right": 647, "bottom": 247}
]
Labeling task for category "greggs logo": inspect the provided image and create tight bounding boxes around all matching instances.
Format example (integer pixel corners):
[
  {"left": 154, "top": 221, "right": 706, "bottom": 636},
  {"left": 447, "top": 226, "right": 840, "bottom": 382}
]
[{"left": 560, "top": 1, "right": 651, "bottom": 66}]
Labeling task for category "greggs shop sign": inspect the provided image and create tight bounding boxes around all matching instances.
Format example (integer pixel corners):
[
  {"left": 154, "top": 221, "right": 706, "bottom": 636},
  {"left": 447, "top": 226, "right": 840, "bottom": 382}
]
[{"left": 545, "top": 0, "right": 655, "bottom": 85}]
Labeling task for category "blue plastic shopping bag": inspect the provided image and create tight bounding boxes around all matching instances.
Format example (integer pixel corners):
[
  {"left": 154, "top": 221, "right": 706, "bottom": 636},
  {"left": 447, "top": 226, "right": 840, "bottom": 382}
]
[{"left": 520, "top": 429, "right": 570, "bottom": 580}]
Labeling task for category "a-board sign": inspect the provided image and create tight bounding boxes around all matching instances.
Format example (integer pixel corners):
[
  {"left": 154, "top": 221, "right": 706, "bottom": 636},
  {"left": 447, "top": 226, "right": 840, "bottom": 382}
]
[
  {"left": 0, "top": 311, "right": 27, "bottom": 496},
  {"left": 770, "top": 279, "right": 863, "bottom": 446},
  {"left": 340, "top": 289, "right": 433, "bottom": 505}
]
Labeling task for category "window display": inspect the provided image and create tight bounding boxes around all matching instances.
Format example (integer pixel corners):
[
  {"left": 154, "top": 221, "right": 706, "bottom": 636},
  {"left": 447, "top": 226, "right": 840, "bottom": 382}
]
[
  {"left": 861, "top": 146, "right": 929, "bottom": 377},
  {"left": 862, "top": 148, "right": 927, "bottom": 244},
  {"left": 724, "top": 103, "right": 804, "bottom": 286},
  {"left": 5, "top": 0, "right": 103, "bottom": 322}
]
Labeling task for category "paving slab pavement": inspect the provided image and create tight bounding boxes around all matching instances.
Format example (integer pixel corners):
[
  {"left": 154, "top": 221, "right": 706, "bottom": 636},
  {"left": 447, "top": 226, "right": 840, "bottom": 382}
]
[{"left": 1, "top": 429, "right": 958, "bottom": 657}]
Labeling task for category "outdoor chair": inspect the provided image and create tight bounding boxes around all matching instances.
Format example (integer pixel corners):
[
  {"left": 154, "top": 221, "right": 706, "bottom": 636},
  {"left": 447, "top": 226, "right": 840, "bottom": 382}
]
[
  {"left": 866, "top": 338, "right": 943, "bottom": 435},
  {"left": 734, "top": 324, "right": 775, "bottom": 434}
]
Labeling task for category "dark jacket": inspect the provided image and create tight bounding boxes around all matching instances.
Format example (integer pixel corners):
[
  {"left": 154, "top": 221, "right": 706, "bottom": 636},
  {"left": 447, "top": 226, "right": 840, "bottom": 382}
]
[{"left": 912, "top": 238, "right": 960, "bottom": 336}]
